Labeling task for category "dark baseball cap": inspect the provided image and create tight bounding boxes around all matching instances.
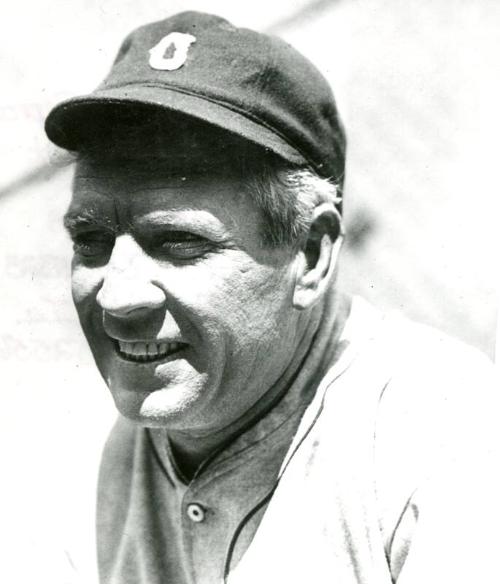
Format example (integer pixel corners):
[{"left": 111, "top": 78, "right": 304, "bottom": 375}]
[{"left": 45, "top": 11, "right": 346, "bottom": 184}]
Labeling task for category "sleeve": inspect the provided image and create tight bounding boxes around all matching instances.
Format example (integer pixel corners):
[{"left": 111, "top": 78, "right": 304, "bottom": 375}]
[{"left": 374, "top": 323, "right": 500, "bottom": 583}]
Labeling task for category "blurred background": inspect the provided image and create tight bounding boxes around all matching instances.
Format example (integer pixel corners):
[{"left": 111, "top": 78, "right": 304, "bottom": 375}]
[{"left": 1, "top": 1, "right": 499, "bottom": 582}]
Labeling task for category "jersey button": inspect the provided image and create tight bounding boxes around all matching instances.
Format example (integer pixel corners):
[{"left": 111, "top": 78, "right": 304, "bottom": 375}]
[{"left": 187, "top": 503, "right": 205, "bottom": 523}]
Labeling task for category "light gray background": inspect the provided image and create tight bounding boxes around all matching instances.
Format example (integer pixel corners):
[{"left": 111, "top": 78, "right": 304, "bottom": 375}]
[{"left": 1, "top": 1, "right": 499, "bottom": 582}]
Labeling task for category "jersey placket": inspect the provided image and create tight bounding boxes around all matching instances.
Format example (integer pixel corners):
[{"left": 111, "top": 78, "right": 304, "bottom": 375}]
[{"left": 149, "top": 393, "right": 312, "bottom": 584}]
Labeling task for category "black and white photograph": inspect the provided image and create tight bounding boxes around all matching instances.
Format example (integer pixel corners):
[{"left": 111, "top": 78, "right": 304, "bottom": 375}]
[{"left": 1, "top": 1, "right": 500, "bottom": 583}]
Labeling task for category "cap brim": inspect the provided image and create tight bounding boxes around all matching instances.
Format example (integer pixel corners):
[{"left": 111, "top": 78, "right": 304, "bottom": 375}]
[{"left": 44, "top": 85, "right": 308, "bottom": 166}]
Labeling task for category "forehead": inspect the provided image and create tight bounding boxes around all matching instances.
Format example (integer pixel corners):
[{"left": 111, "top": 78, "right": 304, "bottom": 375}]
[{"left": 68, "top": 158, "right": 261, "bottom": 234}]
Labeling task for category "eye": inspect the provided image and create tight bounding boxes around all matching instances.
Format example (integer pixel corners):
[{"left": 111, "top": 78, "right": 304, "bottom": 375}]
[
  {"left": 72, "top": 231, "right": 115, "bottom": 259},
  {"left": 153, "top": 231, "right": 214, "bottom": 260}
]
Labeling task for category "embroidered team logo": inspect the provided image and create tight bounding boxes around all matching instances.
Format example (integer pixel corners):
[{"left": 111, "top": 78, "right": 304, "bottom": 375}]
[{"left": 148, "top": 32, "right": 196, "bottom": 71}]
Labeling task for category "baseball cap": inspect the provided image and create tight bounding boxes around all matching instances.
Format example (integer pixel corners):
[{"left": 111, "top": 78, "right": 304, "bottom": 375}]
[{"left": 45, "top": 11, "right": 346, "bottom": 185}]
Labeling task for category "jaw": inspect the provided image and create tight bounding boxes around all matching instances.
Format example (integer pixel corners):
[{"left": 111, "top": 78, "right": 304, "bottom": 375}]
[{"left": 98, "top": 332, "right": 224, "bottom": 430}]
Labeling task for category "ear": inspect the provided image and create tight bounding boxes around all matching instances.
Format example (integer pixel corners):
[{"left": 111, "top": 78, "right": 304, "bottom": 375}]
[{"left": 293, "top": 203, "right": 344, "bottom": 310}]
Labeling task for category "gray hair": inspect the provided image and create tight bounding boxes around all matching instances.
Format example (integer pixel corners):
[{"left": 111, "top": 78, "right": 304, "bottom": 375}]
[{"left": 244, "top": 164, "right": 342, "bottom": 249}]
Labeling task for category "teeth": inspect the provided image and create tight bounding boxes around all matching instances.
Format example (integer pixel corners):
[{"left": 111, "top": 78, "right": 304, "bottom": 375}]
[
  {"left": 134, "top": 342, "right": 147, "bottom": 356},
  {"left": 117, "top": 340, "right": 184, "bottom": 361}
]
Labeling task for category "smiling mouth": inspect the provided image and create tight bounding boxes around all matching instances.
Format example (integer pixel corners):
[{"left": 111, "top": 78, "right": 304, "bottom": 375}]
[{"left": 116, "top": 340, "right": 187, "bottom": 363}]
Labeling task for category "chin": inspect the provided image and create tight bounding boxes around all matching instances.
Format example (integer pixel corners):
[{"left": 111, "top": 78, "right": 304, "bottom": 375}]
[{"left": 110, "top": 381, "right": 209, "bottom": 430}]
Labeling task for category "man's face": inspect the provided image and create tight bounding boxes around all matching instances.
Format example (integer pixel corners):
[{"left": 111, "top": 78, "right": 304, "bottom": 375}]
[{"left": 66, "top": 159, "right": 302, "bottom": 432}]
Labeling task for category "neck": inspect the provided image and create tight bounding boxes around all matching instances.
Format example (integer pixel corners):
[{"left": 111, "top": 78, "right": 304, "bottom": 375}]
[{"left": 168, "top": 289, "right": 351, "bottom": 480}]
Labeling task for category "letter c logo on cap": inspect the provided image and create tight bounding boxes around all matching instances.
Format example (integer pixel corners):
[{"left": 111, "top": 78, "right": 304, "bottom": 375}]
[{"left": 149, "top": 32, "right": 196, "bottom": 71}]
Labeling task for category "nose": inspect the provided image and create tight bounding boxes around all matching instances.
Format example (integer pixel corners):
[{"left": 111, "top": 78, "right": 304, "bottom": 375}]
[{"left": 96, "top": 234, "right": 165, "bottom": 318}]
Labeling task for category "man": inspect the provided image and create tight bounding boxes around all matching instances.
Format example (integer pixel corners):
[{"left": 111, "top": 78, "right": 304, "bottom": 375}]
[{"left": 44, "top": 11, "right": 500, "bottom": 584}]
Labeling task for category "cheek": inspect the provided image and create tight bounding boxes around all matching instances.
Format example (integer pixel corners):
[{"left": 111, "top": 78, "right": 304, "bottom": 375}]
[
  {"left": 226, "top": 261, "right": 293, "bottom": 320},
  {"left": 71, "top": 264, "right": 103, "bottom": 308},
  {"left": 168, "top": 257, "right": 294, "bottom": 343}
]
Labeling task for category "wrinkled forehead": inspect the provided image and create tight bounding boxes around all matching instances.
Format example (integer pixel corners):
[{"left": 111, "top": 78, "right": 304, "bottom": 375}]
[
  {"left": 69, "top": 116, "right": 261, "bottom": 206},
  {"left": 66, "top": 154, "right": 264, "bottom": 243},
  {"left": 66, "top": 115, "right": 278, "bottom": 234},
  {"left": 71, "top": 154, "right": 244, "bottom": 205}
]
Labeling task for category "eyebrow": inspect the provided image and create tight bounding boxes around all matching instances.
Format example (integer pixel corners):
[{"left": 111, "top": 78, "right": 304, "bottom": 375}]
[
  {"left": 134, "top": 210, "right": 206, "bottom": 227},
  {"left": 63, "top": 208, "right": 115, "bottom": 233},
  {"left": 133, "top": 210, "right": 233, "bottom": 241},
  {"left": 63, "top": 208, "right": 237, "bottom": 245}
]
